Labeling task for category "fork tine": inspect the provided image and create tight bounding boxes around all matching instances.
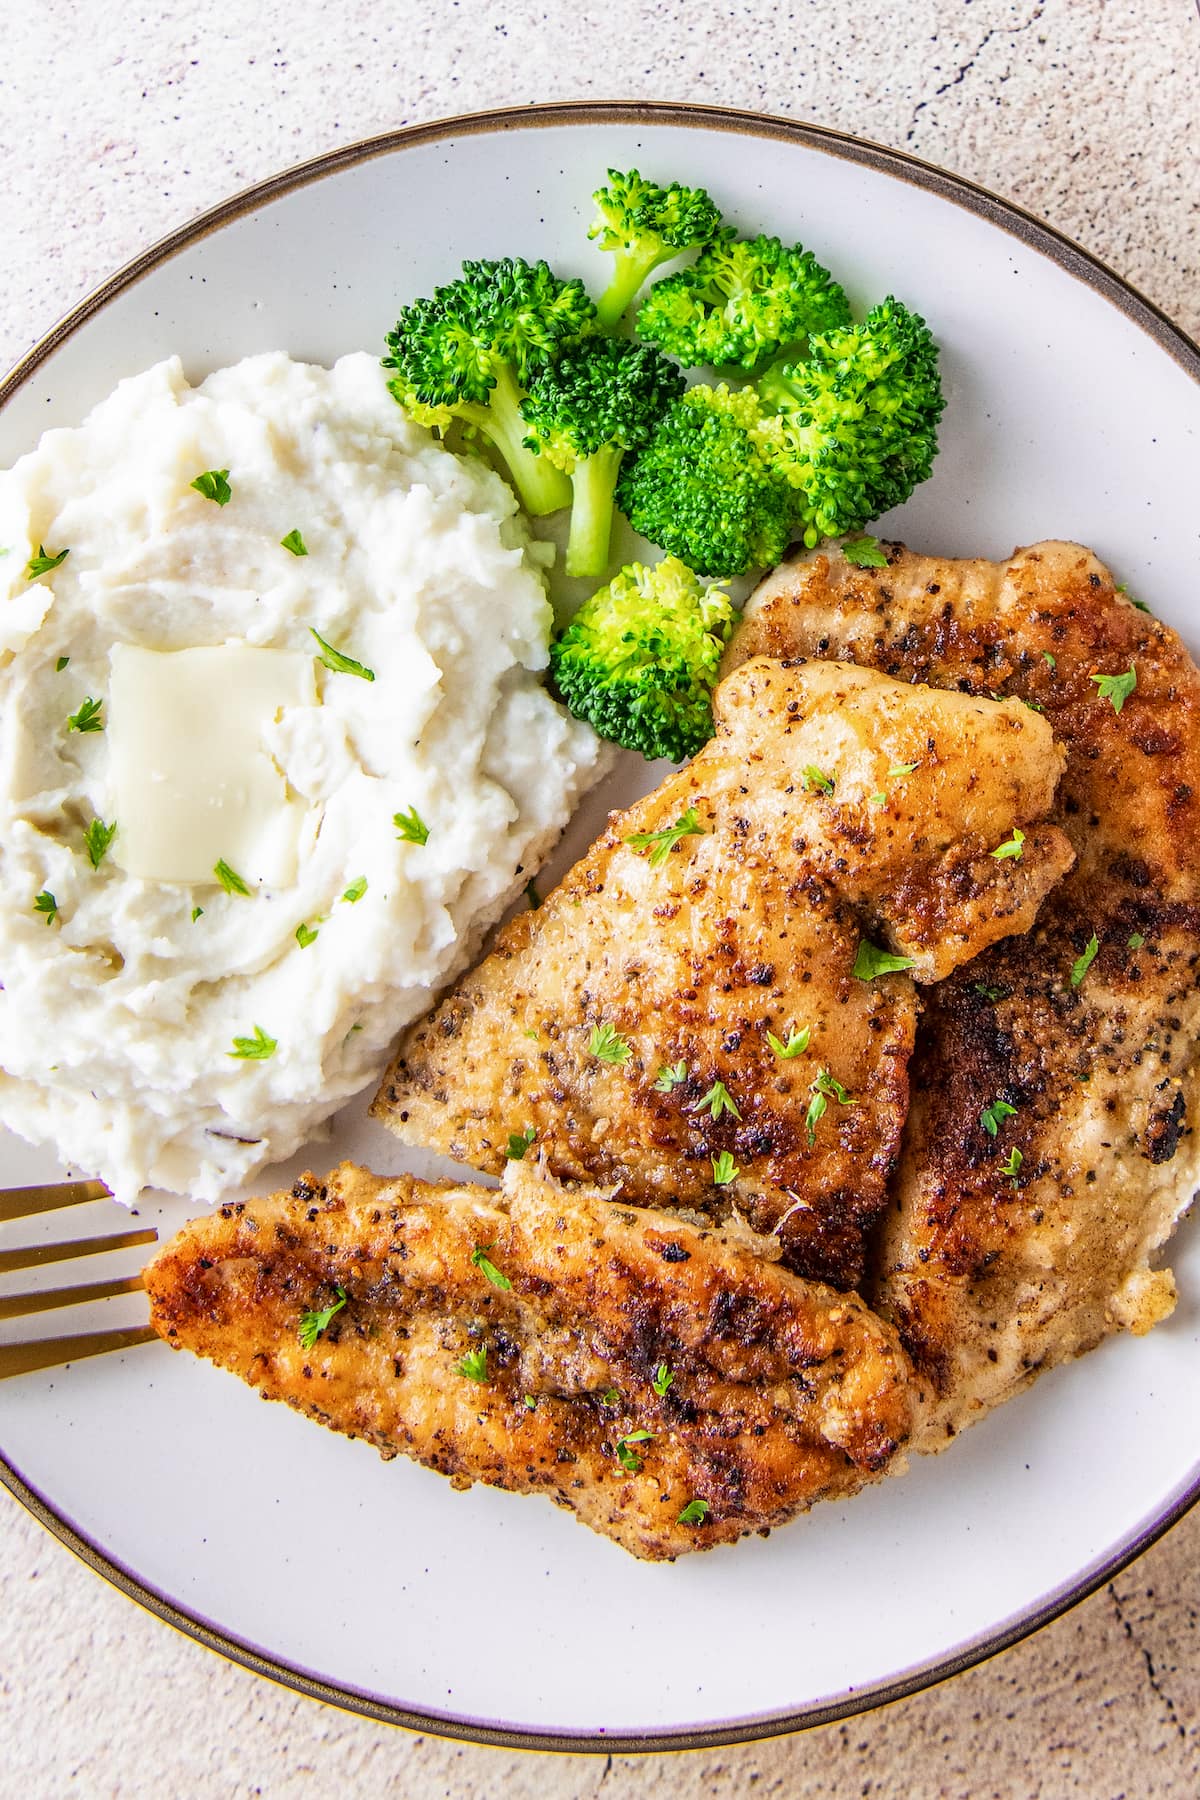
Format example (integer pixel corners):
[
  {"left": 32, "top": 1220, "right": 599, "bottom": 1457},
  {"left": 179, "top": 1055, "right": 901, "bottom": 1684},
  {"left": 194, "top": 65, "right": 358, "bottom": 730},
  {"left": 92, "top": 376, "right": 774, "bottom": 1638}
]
[
  {"left": 0, "top": 1179, "right": 112, "bottom": 1222},
  {"left": 0, "top": 1272, "right": 146, "bottom": 1321},
  {"left": 0, "top": 1324, "right": 158, "bottom": 1381},
  {"left": 0, "top": 1228, "right": 157, "bottom": 1276}
]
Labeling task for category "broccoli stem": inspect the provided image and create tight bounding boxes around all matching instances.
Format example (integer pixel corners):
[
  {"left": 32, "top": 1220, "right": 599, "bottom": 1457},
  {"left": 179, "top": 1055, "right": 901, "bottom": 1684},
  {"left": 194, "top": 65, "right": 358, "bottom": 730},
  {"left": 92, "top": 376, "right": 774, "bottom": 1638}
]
[
  {"left": 754, "top": 357, "right": 805, "bottom": 413},
  {"left": 565, "top": 444, "right": 625, "bottom": 579},
  {"left": 464, "top": 365, "right": 572, "bottom": 516},
  {"left": 595, "top": 247, "right": 668, "bottom": 330}
]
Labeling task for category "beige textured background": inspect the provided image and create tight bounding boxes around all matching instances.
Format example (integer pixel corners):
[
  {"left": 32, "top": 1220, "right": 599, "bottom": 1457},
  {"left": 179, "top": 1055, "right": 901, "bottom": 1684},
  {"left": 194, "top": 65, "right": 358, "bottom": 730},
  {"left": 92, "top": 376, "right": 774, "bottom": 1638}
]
[{"left": 3, "top": 1, "right": 1200, "bottom": 1793}]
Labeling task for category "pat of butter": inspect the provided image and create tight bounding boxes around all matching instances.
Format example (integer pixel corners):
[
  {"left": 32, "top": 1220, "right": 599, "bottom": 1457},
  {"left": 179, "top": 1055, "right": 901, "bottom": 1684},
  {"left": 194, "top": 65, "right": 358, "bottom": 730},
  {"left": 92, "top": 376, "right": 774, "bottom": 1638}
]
[{"left": 107, "top": 644, "right": 317, "bottom": 887}]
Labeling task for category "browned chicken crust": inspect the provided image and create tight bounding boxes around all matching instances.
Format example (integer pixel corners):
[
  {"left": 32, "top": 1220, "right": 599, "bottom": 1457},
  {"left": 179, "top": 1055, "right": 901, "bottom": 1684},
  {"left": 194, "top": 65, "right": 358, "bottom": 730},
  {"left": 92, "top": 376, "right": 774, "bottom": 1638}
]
[
  {"left": 729, "top": 539, "right": 1200, "bottom": 1445},
  {"left": 374, "top": 657, "right": 1072, "bottom": 1291},
  {"left": 144, "top": 1159, "right": 913, "bottom": 1560}
]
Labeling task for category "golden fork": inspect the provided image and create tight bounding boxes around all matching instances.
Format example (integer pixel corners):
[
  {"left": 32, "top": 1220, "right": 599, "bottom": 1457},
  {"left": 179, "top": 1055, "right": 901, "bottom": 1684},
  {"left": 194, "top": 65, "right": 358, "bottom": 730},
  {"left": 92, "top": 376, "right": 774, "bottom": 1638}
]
[{"left": 0, "top": 1179, "right": 159, "bottom": 1379}]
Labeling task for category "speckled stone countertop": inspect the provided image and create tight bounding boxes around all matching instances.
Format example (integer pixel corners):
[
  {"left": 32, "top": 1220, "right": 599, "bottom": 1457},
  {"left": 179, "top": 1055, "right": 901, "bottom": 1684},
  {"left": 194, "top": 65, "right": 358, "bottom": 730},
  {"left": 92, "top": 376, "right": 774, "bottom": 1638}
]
[{"left": 3, "top": 2, "right": 1200, "bottom": 1793}]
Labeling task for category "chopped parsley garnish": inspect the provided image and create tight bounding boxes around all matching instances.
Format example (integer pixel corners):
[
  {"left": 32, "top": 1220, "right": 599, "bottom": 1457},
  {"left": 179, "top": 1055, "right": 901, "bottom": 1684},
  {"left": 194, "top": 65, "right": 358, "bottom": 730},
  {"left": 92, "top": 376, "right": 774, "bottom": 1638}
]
[
  {"left": 33, "top": 890, "right": 58, "bottom": 926},
  {"left": 767, "top": 1024, "right": 811, "bottom": 1060},
  {"left": 842, "top": 533, "right": 888, "bottom": 569},
  {"left": 980, "top": 1098, "right": 1017, "bottom": 1137},
  {"left": 55, "top": 656, "right": 70, "bottom": 672},
  {"left": 801, "top": 765, "right": 835, "bottom": 795},
  {"left": 990, "top": 827, "right": 1025, "bottom": 862},
  {"left": 888, "top": 761, "right": 919, "bottom": 778},
  {"left": 615, "top": 1428, "right": 653, "bottom": 1472},
  {"left": 310, "top": 627, "right": 376, "bottom": 682},
  {"left": 190, "top": 469, "right": 231, "bottom": 506},
  {"left": 1042, "top": 651, "right": 1057, "bottom": 671},
  {"left": 66, "top": 696, "right": 104, "bottom": 734},
  {"left": 1117, "top": 582, "right": 1151, "bottom": 612},
  {"left": 298, "top": 1285, "right": 346, "bottom": 1350},
  {"left": 589, "top": 1021, "right": 631, "bottom": 1064},
  {"left": 975, "top": 982, "right": 1006, "bottom": 1001},
  {"left": 394, "top": 805, "right": 429, "bottom": 845},
  {"left": 1128, "top": 932, "right": 1145, "bottom": 950},
  {"left": 525, "top": 879, "right": 542, "bottom": 909},
  {"left": 84, "top": 817, "right": 117, "bottom": 868},
  {"left": 655, "top": 1061, "right": 688, "bottom": 1091},
  {"left": 228, "top": 1024, "right": 277, "bottom": 1060},
  {"left": 1091, "top": 666, "right": 1137, "bottom": 714},
  {"left": 506, "top": 1126, "right": 536, "bottom": 1160},
  {"left": 1070, "top": 933, "right": 1100, "bottom": 989},
  {"left": 191, "top": 906, "right": 204, "bottom": 923},
  {"left": 806, "top": 1069, "right": 852, "bottom": 1143},
  {"left": 691, "top": 1078, "right": 741, "bottom": 1122},
  {"left": 458, "top": 1346, "right": 488, "bottom": 1384},
  {"left": 677, "top": 1498, "right": 710, "bottom": 1525},
  {"left": 26, "top": 545, "right": 69, "bottom": 580},
  {"left": 852, "top": 940, "right": 915, "bottom": 980},
  {"left": 524, "top": 1394, "right": 538, "bottom": 1411},
  {"left": 998, "top": 1146, "right": 1024, "bottom": 1185},
  {"left": 600, "top": 1387, "right": 620, "bottom": 1406},
  {"left": 471, "top": 1245, "right": 512, "bottom": 1291},
  {"left": 651, "top": 1363, "right": 673, "bottom": 1397},
  {"left": 295, "top": 921, "right": 320, "bottom": 948},
  {"left": 1132, "top": 600, "right": 1151, "bottom": 614},
  {"left": 280, "top": 529, "right": 308, "bottom": 556},
  {"left": 341, "top": 876, "right": 368, "bottom": 904},
  {"left": 711, "top": 1150, "right": 739, "bottom": 1185},
  {"left": 213, "top": 858, "right": 252, "bottom": 895},
  {"left": 523, "top": 1027, "right": 539, "bottom": 1041},
  {"left": 868, "top": 791, "right": 887, "bottom": 808},
  {"left": 625, "top": 806, "right": 707, "bottom": 868}
]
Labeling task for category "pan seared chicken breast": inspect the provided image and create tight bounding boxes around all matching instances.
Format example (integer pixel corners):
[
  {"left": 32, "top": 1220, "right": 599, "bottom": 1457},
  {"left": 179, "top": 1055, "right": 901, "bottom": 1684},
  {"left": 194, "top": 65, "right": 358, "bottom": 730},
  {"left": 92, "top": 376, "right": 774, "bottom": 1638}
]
[
  {"left": 374, "top": 657, "right": 1073, "bottom": 1290},
  {"left": 144, "top": 1158, "right": 913, "bottom": 1560},
  {"left": 728, "top": 539, "right": 1200, "bottom": 1445}
]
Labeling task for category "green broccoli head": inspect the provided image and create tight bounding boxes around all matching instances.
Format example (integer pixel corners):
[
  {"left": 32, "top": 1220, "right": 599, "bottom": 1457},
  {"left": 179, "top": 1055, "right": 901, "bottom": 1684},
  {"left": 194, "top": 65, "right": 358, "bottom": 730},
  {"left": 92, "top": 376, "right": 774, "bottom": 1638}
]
[
  {"left": 550, "top": 556, "right": 736, "bottom": 761},
  {"left": 758, "top": 297, "right": 945, "bottom": 545},
  {"left": 589, "top": 169, "right": 723, "bottom": 328},
  {"left": 616, "top": 385, "right": 796, "bottom": 579},
  {"left": 521, "top": 338, "right": 685, "bottom": 578},
  {"left": 636, "top": 232, "right": 852, "bottom": 373},
  {"left": 522, "top": 337, "right": 686, "bottom": 464},
  {"left": 382, "top": 257, "right": 595, "bottom": 515}
]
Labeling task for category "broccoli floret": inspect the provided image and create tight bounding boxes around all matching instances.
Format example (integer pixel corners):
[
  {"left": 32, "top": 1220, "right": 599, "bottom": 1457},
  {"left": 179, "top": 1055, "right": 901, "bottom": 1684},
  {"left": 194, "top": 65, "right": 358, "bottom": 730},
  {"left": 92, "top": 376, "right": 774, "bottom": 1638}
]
[
  {"left": 615, "top": 385, "right": 795, "bottom": 578},
  {"left": 550, "top": 557, "right": 735, "bottom": 760},
  {"left": 616, "top": 303, "right": 943, "bottom": 574},
  {"left": 757, "top": 297, "right": 945, "bottom": 545},
  {"left": 520, "top": 338, "right": 685, "bottom": 579},
  {"left": 383, "top": 257, "right": 595, "bottom": 515},
  {"left": 636, "top": 232, "right": 851, "bottom": 373},
  {"left": 589, "top": 169, "right": 723, "bottom": 329}
]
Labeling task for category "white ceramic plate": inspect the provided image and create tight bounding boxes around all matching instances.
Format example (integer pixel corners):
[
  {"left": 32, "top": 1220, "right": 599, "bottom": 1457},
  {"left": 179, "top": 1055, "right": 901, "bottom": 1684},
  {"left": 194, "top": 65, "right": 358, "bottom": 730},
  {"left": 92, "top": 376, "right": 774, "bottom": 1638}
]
[{"left": 2, "top": 103, "right": 1199, "bottom": 1752}]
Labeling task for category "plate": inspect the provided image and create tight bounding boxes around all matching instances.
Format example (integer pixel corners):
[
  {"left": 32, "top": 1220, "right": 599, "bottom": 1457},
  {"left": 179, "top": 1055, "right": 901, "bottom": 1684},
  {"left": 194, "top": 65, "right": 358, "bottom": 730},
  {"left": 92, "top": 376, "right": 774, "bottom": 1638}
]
[{"left": 2, "top": 102, "right": 1200, "bottom": 1752}]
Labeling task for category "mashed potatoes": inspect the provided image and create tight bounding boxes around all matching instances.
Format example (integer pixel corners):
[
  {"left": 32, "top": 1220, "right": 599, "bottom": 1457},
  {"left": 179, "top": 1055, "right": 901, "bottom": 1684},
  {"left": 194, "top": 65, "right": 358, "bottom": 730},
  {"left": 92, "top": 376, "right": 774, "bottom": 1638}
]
[{"left": 0, "top": 352, "right": 607, "bottom": 1202}]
